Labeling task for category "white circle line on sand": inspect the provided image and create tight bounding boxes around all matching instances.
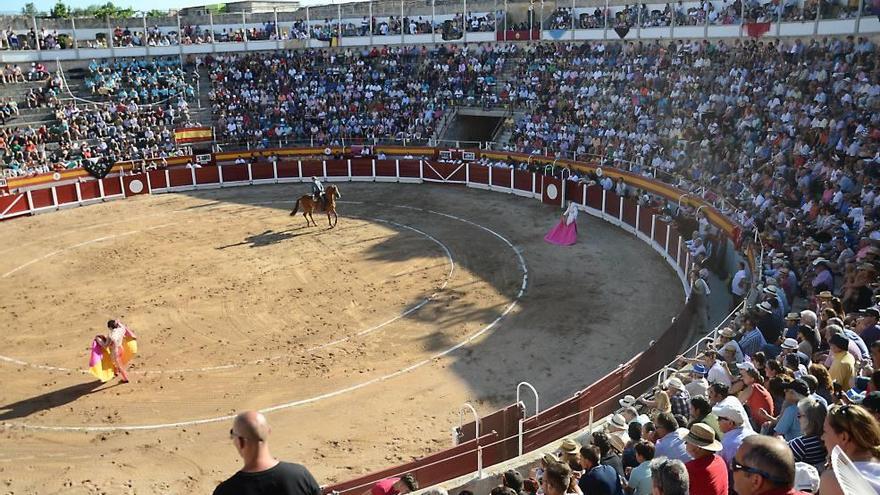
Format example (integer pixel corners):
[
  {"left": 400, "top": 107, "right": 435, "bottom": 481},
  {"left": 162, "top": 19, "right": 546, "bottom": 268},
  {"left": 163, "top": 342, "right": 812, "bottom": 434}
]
[
  {"left": 5, "top": 201, "right": 527, "bottom": 432},
  {"left": 0, "top": 209, "right": 455, "bottom": 375}
]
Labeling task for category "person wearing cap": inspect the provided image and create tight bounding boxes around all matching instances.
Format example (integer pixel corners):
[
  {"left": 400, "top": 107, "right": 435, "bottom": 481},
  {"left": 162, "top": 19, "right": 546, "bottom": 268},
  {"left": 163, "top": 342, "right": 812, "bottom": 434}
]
[
  {"left": 858, "top": 307, "right": 880, "bottom": 348},
  {"left": 828, "top": 332, "right": 857, "bottom": 390},
  {"left": 783, "top": 313, "right": 802, "bottom": 340},
  {"left": 732, "top": 435, "right": 809, "bottom": 495},
  {"left": 714, "top": 403, "right": 756, "bottom": 468},
  {"left": 811, "top": 259, "right": 834, "bottom": 296},
  {"left": 577, "top": 445, "right": 624, "bottom": 495},
  {"left": 682, "top": 423, "right": 727, "bottom": 495},
  {"left": 653, "top": 412, "right": 692, "bottom": 463},
  {"left": 764, "top": 379, "right": 807, "bottom": 441},
  {"left": 757, "top": 300, "right": 785, "bottom": 349},
  {"left": 665, "top": 378, "right": 691, "bottom": 420},
  {"left": 500, "top": 469, "right": 525, "bottom": 495},
  {"left": 792, "top": 462, "right": 819, "bottom": 493},
  {"left": 310, "top": 176, "right": 325, "bottom": 205},
  {"left": 684, "top": 364, "right": 709, "bottom": 398},
  {"left": 558, "top": 439, "right": 581, "bottom": 472}
]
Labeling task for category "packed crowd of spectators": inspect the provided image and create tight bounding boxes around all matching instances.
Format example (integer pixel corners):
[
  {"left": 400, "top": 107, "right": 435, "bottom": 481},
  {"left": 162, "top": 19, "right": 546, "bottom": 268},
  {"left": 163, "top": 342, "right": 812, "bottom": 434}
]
[
  {"left": 85, "top": 57, "right": 195, "bottom": 103},
  {"left": 208, "top": 44, "right": 507, "bottom": 146},
  {"left": 0, "top": 27, "right": 69, "bottom": 50}
]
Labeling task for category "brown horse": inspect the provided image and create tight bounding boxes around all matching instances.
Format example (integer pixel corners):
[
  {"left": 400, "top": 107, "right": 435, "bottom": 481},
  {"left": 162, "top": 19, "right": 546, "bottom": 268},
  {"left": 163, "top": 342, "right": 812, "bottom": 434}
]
[{"left": 290, "top": 184, "right": 341, "bottom": 228}]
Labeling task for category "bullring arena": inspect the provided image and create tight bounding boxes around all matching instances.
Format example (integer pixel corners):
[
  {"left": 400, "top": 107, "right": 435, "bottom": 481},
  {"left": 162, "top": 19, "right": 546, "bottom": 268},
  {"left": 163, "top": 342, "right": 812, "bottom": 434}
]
[{"left": 0, "top": 168, "right": 682, "bottom": 493}]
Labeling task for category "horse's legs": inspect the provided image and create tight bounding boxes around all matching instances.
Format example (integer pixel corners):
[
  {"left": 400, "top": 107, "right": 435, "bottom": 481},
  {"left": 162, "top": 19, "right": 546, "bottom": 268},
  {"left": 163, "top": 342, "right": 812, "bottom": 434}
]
[{"left": 329, "top": 209, "right": 337, "bottom": 228}]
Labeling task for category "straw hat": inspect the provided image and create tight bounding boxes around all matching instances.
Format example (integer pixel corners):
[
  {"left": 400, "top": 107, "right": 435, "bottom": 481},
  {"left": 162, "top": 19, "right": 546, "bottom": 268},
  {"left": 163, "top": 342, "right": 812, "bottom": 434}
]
[
  {"left": 559, "top": 438, "right": 580, "bottom": 455},
  {"left": 681, "top": 423, "right": 723, "bottom": 452}
]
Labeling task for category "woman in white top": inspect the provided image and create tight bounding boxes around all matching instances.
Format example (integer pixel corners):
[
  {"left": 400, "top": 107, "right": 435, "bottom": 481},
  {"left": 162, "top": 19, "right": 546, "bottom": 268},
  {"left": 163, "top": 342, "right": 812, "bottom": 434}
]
[{"left": 820, "top": 404, "right": 880, "bottom": 494}]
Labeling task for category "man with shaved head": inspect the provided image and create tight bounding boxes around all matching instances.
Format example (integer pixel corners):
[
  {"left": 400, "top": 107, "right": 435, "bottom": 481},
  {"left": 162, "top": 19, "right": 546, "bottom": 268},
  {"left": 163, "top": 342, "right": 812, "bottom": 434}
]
[
  {"left": 731, "top": 435, "right": 809, "bottom": 495},
  {"left": 214, "top": 411, "right": 322, "bottom": 495}
]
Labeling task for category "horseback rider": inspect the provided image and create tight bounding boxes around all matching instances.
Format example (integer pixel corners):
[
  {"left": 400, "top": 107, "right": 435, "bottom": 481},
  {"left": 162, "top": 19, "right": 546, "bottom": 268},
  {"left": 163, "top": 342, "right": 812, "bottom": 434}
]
[{"left": 311, "top": 176, "right": 326, "bottom": 209}]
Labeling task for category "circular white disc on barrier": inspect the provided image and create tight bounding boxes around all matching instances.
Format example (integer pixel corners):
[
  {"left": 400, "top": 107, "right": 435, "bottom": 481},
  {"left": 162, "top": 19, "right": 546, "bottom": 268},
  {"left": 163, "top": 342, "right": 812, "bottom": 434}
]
[
  {"left": 52, "top": 172, "right": 61, "bottom": 181},
  {"left": 546, "top": 184, "right": 558, "bottom": 200},
  {"left": 128, "top": 179, "right": 144, "bottom": 194}
]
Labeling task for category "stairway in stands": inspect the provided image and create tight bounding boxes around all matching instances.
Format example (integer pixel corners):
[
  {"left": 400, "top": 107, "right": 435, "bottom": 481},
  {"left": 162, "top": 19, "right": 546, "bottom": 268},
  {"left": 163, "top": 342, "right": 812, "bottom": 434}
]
[{"left": 0, "top": 80, "right": 55, "bottom": 129}]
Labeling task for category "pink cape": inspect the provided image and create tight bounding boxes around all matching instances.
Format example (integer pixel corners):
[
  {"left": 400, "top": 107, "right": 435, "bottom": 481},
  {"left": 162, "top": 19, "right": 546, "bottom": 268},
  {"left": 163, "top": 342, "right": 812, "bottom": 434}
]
[{"left": 544, "top": 219, "right": 578, "bottom": 246}]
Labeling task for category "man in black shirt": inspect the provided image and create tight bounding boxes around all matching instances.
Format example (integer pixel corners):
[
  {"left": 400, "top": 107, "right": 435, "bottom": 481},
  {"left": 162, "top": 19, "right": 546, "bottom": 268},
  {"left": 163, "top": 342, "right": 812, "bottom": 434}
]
[{"left": 214, "top": 411, "right": 322, "bottom": 495}]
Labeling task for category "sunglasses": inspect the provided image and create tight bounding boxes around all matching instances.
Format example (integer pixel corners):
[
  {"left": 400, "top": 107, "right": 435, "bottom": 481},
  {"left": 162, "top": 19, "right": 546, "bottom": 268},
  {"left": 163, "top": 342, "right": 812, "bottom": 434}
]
[{"left": 731, "top": 460, "right": 788, "bottom": 485}]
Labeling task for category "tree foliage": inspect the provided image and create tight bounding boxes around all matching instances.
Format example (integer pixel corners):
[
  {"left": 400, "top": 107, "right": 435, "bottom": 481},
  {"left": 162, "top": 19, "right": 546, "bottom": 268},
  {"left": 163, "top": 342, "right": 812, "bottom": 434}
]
[{"left": 21, "top": 2, "right": 39, "bottom": 15}]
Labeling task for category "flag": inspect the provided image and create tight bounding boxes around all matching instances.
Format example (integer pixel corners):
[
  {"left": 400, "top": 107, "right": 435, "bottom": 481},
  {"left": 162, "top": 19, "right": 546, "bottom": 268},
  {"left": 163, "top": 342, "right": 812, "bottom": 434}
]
[
  {"left": 614, "top": 26, "right": 630, "bottom": 38},
  {"left": 745, "top": 22, "right": 771, "bottom": 38},
  {"left": 88, "top": 335, "right": 138, "bottom": 382},
  {"left": 174, "top": 127, "right": 213, "bottom": 144}
]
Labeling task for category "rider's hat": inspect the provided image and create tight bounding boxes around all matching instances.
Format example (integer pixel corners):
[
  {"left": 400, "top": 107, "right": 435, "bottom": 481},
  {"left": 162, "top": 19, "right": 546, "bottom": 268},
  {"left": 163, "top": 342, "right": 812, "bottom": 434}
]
[{"left": 312, "top": 176, "right": 318, "bottom": 180}]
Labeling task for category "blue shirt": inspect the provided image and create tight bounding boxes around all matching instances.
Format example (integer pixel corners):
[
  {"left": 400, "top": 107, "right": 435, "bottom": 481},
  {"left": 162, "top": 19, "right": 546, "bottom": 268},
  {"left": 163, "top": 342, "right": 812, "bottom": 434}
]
[
  {"left": 774, "top": 402, "right": 802, "bottom": 441},
  {"left": 720, "top": 426, "right": 756, "bottom": 467},
  {"left": 579, "top": 464, "right": 622, "bottom": 495},
  {"left": 655, "top": 429, "right": 693, "bottom": 463},
  {"left": 627, "top": 461, "right": 653, "bottom": 495},
  {"left": 739, "top": 327, "right": 767, "bottom": 358}
]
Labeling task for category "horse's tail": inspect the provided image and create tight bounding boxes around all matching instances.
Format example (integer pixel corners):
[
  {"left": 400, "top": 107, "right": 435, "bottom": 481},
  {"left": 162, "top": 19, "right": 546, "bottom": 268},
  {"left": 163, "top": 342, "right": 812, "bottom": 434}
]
[{"left": 291, "top": 198, "right": 300, "bottom": 216}]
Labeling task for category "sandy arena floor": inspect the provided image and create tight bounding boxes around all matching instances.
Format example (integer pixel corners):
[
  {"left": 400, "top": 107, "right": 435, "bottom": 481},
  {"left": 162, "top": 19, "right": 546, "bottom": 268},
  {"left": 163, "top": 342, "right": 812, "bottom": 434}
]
[{"left": 0, "top": 182, "right": 681, "bottom": 494}]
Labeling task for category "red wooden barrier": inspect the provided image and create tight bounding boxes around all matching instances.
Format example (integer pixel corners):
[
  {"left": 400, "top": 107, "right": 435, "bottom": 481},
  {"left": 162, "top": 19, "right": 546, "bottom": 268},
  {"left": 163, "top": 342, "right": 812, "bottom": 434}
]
[
  {"left": 490, "top": 168, "right": 512, "bottom": 189},
  {"left": 0, "top": 193, "right": 29, "bottom": 218},
  {"left": 468, "top": 164, "right": 489, "bottom": 185},
  {"left": 251, "top": 163, "right": 274, "bottom": 181},
  {"left": 398, "top": 160, "right": 421, "bottom": 178},
  {"left": 326, "top": 160, "right": 348, "bottom": 177},
  {"left": 277, "top": 161, "right": 300, "bottom": 179},
  {"left": 375, "top": 160, "right": 397, "bottom": 177},
  {"left": 638, "top": 207, "right": 655, "bottom": 237},
  {"left": 30, "top": 188, "right": 54, "bottom": 209},
  {"left": 622, "top": 198, "right": 638, "bottom": 228},
  {"left": 168, "top": 168, "right": 194, "bottom": 188},
  {"left": 566, "top": 181, "right": 583, "bottom": 204},
  {"left": 101, "top": 177, "right": 123, "bottom": 196},
  {"left": 122, "top": 174, "right": 149, "bottom": 197},
  {"left": 586, "top": 185, "right": 602, "bottom": 209},
  {"left": 54, "top": 184, "right": 78, "bottom": 205},
  {"left": 148, "top": 170, "right": 167, "bottom": 190},
  {"left": 301, "top": 160, "right": 323, "bottom": 178},
  {"left": 605, "top": 191, "right": 621, "bottom": 219},
  {"left": 195, "top": 167, "right": 220, "bottom": 185},
  {"left": 512, "top": 171, "right": 532, "bottom": 193},
  {"left": 350, "top": 159, "right": 373, "bottom": 177},
  {"left": 221, "top": 164, "right": 249, "bottom": 182}
]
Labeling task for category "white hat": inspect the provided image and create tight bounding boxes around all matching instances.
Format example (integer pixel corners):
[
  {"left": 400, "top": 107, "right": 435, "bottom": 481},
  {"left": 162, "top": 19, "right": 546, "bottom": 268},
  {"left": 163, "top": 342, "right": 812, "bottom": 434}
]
[
  {"left": 736, "top": 361, "right": 758, "bottom": 373},
  {"left": 757, "top": 301, "right": 773, "bottom": 313},
  {"left": 794, "top": 462, "right": 820, "bottom": 492},
  {"left": 712, "top": 404, "right": 746, "bottom": 426},
  {"left": 781, "top": 338, "right": 799, "bottom": 350},
  {"left": 608, "top": 413, "right": 628, "bottom": 431},
  {"left": 665, "top": 377, "right": 685, "bottom": 391},
  {"left": 618, "top": 395, "right": 637, "bottom": 408}
]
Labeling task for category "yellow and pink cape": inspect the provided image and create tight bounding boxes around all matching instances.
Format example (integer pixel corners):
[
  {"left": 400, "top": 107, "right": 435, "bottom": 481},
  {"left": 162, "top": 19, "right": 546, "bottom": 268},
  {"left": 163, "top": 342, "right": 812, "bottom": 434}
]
[{"left": 88, "top": 334, "right": 138, "bottom": 382}]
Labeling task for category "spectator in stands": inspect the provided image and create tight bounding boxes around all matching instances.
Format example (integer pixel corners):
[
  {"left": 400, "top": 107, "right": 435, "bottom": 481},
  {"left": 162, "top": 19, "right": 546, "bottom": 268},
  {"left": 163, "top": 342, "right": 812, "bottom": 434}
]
[
  {"left": 653, "top": 412, "right": 692, "bottom": 462},
  {"left": 626, "top": 440, "right": 654, "bottom": 495},
  {"left": 665, "top": 378, "right": 691, "bottom": 420},
  {"left": 367, "top": 474, "right": 418, "bottom": 495},
  {"left": 649, "top": 458, "right": 689, "bottom": 495},
  {"left": 862, "top": 392, "right": 880, "bottom": 422},
  {"left": 578, "top": 445, "right": 624, "bottom": 495},
  {"left": 684, "top": 364, "right": 708, "bottom": 398},
  {"left": 592, "top": 431, "right": 624, "bottom": 478},
  {"left": 764, "top": 379, "right": 807, "bottom": 441},
  {"left": 828, "top": 332, "right": 857, "bottom": 389},
  {"left": 714, "top": 403, "right": 756, "bottom": 468},
  {"left": 214, "top": 411, "right": 321, "bottom": 495},
  {"left": 737, "top": 363, "right": 775, "bottom": 429},
  {"left": 820, "top": 404, "right": 880, "bottom": 493},
  {"left": 740, "top": 317, "right": 769, "bottom": 358},
  {"left": 682, "top": 423, "right": 728, "bottom": 495},
  {"left": 788, "top": 398, "right": 828, "bottom": 471},
  {"left": 500, "top": 470, "right": 525, "bottom": 495},
  {"left": 540, "top": 459, "right": 570, "bottom": 495},
  {"left": 732, "top": 435, "right": 805, "bottom": 495},
  {"left": 687, "top": 395, "right": 721, "bottom": 440}
]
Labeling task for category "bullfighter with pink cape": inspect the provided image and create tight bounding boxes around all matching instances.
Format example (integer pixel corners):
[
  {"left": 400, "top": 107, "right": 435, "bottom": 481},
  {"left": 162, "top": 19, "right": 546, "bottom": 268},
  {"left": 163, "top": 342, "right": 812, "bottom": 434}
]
[{"left": 544, "top": 201, "right": 579, "bottom": 246}]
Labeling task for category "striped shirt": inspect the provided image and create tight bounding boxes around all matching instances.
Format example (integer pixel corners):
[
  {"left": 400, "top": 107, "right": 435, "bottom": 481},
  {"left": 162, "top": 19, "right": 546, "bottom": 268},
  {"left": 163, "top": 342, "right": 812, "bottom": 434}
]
[
  {"left": 788, "top": 434, "right": 827, "bottom": 468},
  {"left": 739, "top": 328, "right": 767, "bottom": 358}
]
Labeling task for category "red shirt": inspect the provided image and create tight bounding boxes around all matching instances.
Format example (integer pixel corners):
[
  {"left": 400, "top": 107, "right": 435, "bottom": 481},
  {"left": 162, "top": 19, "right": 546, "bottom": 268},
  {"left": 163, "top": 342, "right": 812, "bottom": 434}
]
[
  {"left": 746, "top": 384, "right": 774, "bottom": 424},
  {"left": 371, "top": 478, "right": 399, "bottom": 495},
  {"left": 686, "top": 454, "right": 728, "bottom": 495}
]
